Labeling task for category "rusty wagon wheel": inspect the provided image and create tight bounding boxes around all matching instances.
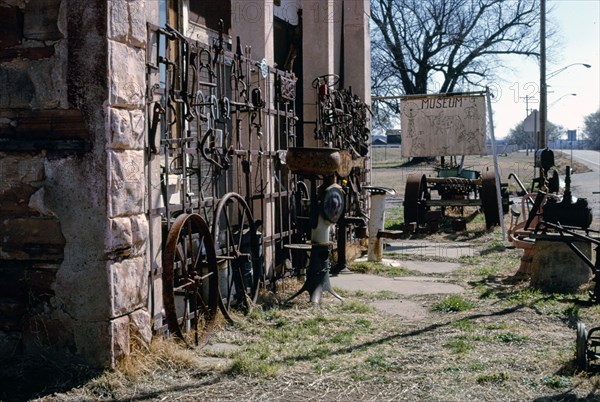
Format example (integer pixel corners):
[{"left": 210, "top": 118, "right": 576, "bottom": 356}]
[
  {"left": 576, "top": 322, "right": 589, "bottom": 371},
  {"left": 403, "top": 173, "right": 429, "bottom": 227},
  {"left": 212, "top": 192, "right": 263, "bottom": 319},
  {"left": 481, "top": 171, "right": 501, "bottom": 229},
  {"left": 162, "top": 213, "right": 219, "bottom": 345}
]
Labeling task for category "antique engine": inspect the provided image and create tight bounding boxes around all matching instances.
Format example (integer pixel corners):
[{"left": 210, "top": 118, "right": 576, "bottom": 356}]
[{"left": 542, "top": 166, "right": 593, "bottom": 229}]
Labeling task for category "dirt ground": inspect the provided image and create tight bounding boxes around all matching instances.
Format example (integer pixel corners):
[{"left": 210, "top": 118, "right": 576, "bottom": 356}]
[{"left": 3, "top": 151, "right": 600, "bottom": 402}]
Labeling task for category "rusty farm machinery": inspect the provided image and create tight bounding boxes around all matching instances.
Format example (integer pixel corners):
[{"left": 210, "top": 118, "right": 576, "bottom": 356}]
[
  {"left": 145, "top": 24, "right": 371, "bottom": 344},
  {"left": 395, "top": 92, "right": 509, "bottom": 233},
  {"left": 403, "top": 167, "right": 509, "bottom": 232},
  {"left": 500, "top": 148, "right": 599, "bottom": 371}
]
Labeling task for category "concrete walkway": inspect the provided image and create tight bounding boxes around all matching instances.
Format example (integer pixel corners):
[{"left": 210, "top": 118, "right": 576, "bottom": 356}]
[
  {"left": 384, "top": 240, "right": 476, "bottom": 258},
  {"left": 330, "top": 245, "right": 467, "bottom": 321},
  {"left": 330, "top": 273, "right": 464, "bottom": 295}
]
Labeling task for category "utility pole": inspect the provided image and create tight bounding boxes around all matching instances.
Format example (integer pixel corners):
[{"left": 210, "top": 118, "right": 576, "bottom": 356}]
[
  {"left": 520, "top": 95, "right": 532, "bottom": 117},
  {"left": 539, "top": 0, "right": 547, "bottom": 150}
]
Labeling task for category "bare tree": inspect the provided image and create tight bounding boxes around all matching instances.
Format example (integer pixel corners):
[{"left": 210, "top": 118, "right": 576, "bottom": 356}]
[
  {"left": 583, "top": 109, "right": 600, "bottom": 150},
  {"left": 371, "top": 0, "right": 541, "bottom": 130},
  {"left": 507, "top": 119, "right": 563, "bottom": 150}
]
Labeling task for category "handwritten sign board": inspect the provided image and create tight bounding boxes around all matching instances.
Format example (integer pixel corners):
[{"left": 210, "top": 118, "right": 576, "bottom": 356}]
[{"left": 400, "top": 93, "right": 487, "bottom": 157}]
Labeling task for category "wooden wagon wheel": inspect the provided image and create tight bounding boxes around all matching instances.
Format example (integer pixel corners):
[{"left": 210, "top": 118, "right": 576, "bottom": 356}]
[
  {"left": 212, "top": 192, "right": 263, "bottom": 318},
  {"left": 162, "top": 213, "right": 219, "bottom": 345},
  {"left": 481, "top": 171, "right": 501, "bottom": 229},
  {"left": 403, "top": 173, "right": 428, "bottom": 226}
]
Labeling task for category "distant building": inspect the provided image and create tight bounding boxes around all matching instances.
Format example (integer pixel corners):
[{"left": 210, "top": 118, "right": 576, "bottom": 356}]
[
  {"left": 386, "top": 129, "right": 401, "bottom": 144},
  {"left": 372, "top": 136, "right": 387, "bottom": 145}
]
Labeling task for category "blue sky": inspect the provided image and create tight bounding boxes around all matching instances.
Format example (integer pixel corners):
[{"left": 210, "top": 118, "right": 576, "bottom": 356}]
[{"left": 491, "top": 0, "right": 600, "bottom": 139}]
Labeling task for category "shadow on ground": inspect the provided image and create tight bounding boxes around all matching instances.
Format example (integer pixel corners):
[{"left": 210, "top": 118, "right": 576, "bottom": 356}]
[{"left": 0, "top": 352, "right": 99, "bottom": 402}]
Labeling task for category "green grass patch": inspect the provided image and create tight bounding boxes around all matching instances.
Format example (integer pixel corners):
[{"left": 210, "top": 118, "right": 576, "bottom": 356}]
[
  {"left": 352, "top": 289, "right": 401, "bottom": 300},
  {"left": 541, "top": 375, "right": 571, "bottom": 389},
  {"left": 384, "top": 205, "right": 404, "bottom": 230},
  {"left": 502, "top": 288, "right": 544, "bottom": 306},
  {"left": 451, "top": 319, "right": 476, "bottom": 332},
  {"left": 364, "top": 354, "right": 395, "bottom": 371},
  {"left": 495, "top": 331, "right": 528, "bottom": 343},
  {"left": 349, "top": 261, "right": 415, "bottom": 277},
  {"left": 445, "top": 339, "right": 473, "bottom": 354},
  {"left": 432, "top": 295, "right": 476, "bottom": 313},
  {"left": 338, "top": 300, "right": 373, "bottom": 314},
  {"left": 478, "top": 265, "right": 501, "bottom": 277},
  {"left": 230, "top": 352, "right": 280, "bottom": 378},
  {"left": 484, "top": 322, "right": 510, "bottom": 331},
  {"left": 477, "top": 372, "right": 509, "bottom": 384}
]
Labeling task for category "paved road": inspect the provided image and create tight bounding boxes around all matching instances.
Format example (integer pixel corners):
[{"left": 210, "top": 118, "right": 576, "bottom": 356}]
[{"left": 557, "top": 149, "right": 600, "bottom": 229}]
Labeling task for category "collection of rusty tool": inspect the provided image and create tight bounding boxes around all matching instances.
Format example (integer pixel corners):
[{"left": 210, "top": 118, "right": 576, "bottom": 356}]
[{"left": 146, "top": 22, "right": 298, "bottom": 344}]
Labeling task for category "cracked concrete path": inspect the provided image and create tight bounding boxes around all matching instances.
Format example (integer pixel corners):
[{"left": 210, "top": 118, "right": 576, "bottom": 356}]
[{"left": 331, "top": 245, "right": 466, "bottom": 320}]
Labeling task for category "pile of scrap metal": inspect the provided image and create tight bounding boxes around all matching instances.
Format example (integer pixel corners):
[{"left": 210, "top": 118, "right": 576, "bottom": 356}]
[{"left": 508, "top": 148, "right": 595, "bottom": 277}]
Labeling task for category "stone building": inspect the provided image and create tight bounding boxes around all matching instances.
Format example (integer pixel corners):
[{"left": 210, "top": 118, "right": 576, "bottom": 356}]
[{"left": 0, "top": 0, "right": 370, "bottom": 368}]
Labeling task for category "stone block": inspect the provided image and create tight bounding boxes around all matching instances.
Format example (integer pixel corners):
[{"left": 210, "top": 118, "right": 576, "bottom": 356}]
[
  {"left": 0, "top": 152, "right": 45, "bottom": 188},
  {"left": 0, "top": 184, "right": 38, "bottom": 217},
  {"left": 108, "top": 0, "right": 129, "bottom": 43},
  {"left": 530, "top": 240, "right": 592, "bottom": 293},
  {"left": 108, "top": 107, "right": 145, "bottom": 150},
  {"left": 108, "top": 107, "right": 131, "bottom": 150},
  {"left": 23, "top": 0, "right": 63, "bottom": 41},
  {"left": 108, "top": 0, "right": 146, "bottom": 48},
  {"left": 130, "top": 309, "right": 152, "bottom": 347},
  {"left": 108, "top": 40, "right": 145, "bottom": 108},
  {"left": 0, "top": 6, "right": 23, "bottom": 48},
  {"left": 129, "top": 109, "right": 145, "bottom": 149},
  {"left": 0, "top": 217, "right": 65, "bottom": 260},
  {"left": 107, "top": 150, "right": 144, "bottom": 218},
  {"left": 106, "top": 216, "right": 133, "bottom": 257},
  {"left": 110, "top": 315, "right": 130, "bottom": 363},
  {"left": 129, "top": 0, "right": 147, "bottom": 48},
  {"left": 0, "top": 64, "right": 35, "bottom": 110},
  {"left": 130, "top": 213, "right": 148, "bottom": 256},
  {"left": 109, "top": 257, "right": 148, "bottom": 318}
]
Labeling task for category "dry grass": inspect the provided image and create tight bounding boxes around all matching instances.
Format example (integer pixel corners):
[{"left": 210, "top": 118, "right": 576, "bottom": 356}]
[
  {"left": 30, "top": 258, "right": 600, "bottom": 401},
  {"left": 15, "top": 150, "right": 600, "bottom": 401}
]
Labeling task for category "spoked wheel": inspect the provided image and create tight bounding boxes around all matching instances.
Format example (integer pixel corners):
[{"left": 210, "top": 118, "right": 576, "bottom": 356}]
[
  {"left": 162, "top": 213, "right": 219, "bottom": 345},
  {"left": 213, "top": 192, "right": 263, "bottom": 319},
  {"left": 481, "top": 171, "right": 501, "bottom": 229},
  {"left": 311, "top": 74, "right": 340, "bottom": 90},
  {"left": 577, "top": 322, "right": 589, "bottom": 371},
  {"left": 403, "top": 173, "right": 428, "bottom": 227}
]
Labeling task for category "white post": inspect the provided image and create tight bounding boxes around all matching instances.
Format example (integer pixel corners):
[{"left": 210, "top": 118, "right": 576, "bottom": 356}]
[
  {"left": 486, "top": 87, "right": 506, "bottom": 240},
  {"left": 367, "top": 192, "right": 386, "bottom": 261}
]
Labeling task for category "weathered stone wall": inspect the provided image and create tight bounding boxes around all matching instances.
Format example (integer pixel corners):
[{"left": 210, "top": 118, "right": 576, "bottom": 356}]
[
  {"left": 103, "top": 0, "right": 152, "bottom": 366},
  {"left": 0, "top": 0, "right": 156, "bottom": 368}
]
